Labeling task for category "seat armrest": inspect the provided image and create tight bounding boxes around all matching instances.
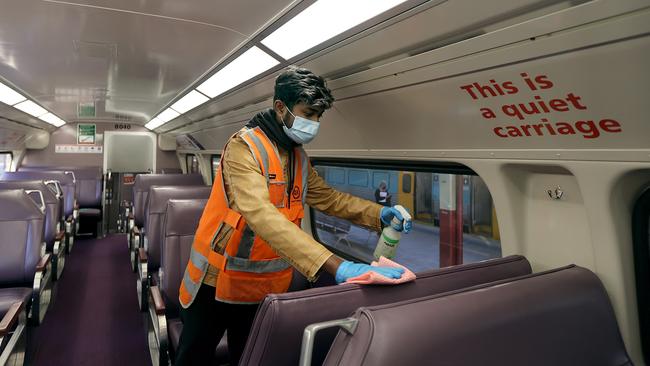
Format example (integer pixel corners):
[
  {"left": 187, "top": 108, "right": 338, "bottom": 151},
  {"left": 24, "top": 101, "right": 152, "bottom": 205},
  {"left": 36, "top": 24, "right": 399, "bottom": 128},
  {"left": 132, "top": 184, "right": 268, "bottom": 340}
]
[
  {"left": 0, "top": 302, "right": 24, "bottom": 337},
  {"left": 139, "top": 248, "right": 148, "bottom": 263},
  {"left": 36, "top": 253, "right": 52, "bottom": 272},
  {"left": 128, "top": 213, "right": 134, "bottom": 220},
  {"left": 150, "top": 286, "right": 166, "bottom": 315},
  {"left": 55, "top": 231, "right": 65, "bottom": 241},
  {"left": 133, "top": 226, "right": 140, "bottom": 235},
  {"left": 66, "top": 215, "right": 73, "bottom": 223}
]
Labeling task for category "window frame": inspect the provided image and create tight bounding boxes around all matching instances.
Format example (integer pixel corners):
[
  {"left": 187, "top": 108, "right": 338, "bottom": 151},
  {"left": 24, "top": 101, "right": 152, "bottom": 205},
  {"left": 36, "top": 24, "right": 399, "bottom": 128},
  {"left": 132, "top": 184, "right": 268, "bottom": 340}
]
[
  {"left": 309, "top": 158, "right": 476, "bottom": 263},
  {"left": 211, "top": 154, "right": 221, "bottom": 183},
  {"left": 186, "top": 154, "right": 200, "bottom": 174},
  {"left": 0, "top": 151, "right": 13, "bottom": 174},
  {"left": 633, "top": 185, "right": 650, "bottom": 363}
]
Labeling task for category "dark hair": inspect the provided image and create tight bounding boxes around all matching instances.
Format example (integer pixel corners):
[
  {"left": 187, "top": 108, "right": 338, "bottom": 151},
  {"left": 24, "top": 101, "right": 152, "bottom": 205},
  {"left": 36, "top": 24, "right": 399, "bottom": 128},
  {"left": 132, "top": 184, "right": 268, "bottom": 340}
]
[{"left": 274, "top": 66, "right": 334, "bottom": 111}]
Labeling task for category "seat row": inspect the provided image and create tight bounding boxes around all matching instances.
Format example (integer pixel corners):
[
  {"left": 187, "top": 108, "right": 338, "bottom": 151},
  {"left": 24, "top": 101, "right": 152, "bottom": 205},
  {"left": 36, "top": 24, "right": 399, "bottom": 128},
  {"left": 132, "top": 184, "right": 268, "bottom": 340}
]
[
  {"left": 155, "top": 206, "right": 631, "bottom": 366},
  {"left": 0, "top": 166, "right": 103, "bottom": 365},
  {"left": 122, "top": 174, "right": 632, "bottom": 366}
]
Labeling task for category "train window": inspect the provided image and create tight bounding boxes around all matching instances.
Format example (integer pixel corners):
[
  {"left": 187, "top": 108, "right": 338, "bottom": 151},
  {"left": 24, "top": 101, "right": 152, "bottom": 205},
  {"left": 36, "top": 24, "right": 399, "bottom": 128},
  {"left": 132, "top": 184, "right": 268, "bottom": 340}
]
[
  {"left": 0, "top": 152, "right": 11, "bottom": 174},
  {"left": 211, "top": 155, "right": 220, "bottom": 183},
  {"left": 348, "top": 169, "right": 368, "bottom": 187},
  {"left": 186, "top": 154, "right": 200, "bottom": 174},
  {"left": 402, "top": 174, "right": 412, "bottom": 194},
  {"left": 327, "top": 167, "right": 346, "bottom": 185},
  {"left": 632, "top": 185, "right": 650, "bottom": 363},
  {"left": 311, "top": 165, "right": 501, "bottom": 273}
]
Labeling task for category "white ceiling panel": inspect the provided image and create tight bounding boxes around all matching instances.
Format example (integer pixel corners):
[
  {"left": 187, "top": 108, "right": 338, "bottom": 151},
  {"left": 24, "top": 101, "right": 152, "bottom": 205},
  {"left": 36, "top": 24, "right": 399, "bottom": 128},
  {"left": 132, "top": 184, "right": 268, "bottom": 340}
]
[{"left": 0, "top": 0, "right": 294, "bottom": 124}]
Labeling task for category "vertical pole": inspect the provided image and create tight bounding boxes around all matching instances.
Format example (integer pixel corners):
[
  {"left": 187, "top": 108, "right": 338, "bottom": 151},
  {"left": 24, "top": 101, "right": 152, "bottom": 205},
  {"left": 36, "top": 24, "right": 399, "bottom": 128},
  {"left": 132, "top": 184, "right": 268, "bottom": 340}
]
[{"left": 439, "top": 174, "right": 463, "bottom": 267}]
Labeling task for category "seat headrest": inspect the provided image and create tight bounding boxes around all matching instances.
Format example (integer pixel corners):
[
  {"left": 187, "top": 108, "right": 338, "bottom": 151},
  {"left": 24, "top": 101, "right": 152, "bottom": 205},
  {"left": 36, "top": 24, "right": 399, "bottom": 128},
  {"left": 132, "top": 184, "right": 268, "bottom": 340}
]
[
  {"left": 0, "top": 189, "right": 45, "bottom": 220},
  {"left": 2, "top": 171, "right": 74, "bottom": 186},
  {"left": 147, "top": 186, "right": 211, "bottom": 214},
  {"left": 164, "top": 199, "right": 208, "bottom": 237},
  {"left": 133, "top": 174, "right": 204, "bottom": 193},
  {"left": 19, "top": 166, "right": 102, "bottom": 179},
  {"left": 0, "top": 180, "right": 58, "bottom": 204}
]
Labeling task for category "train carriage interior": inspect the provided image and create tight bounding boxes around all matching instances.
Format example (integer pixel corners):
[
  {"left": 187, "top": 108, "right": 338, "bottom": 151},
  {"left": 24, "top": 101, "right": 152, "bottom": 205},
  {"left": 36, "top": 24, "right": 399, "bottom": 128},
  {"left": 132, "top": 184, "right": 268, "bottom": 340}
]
[{"left": 0, "top": 0, "right": 649, "bottom": 365}]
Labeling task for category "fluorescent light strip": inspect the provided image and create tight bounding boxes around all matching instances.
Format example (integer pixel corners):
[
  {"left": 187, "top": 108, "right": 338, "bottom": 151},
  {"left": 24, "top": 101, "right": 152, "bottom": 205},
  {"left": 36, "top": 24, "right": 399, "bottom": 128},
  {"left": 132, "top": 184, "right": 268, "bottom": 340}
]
[
  {"left": 0, "top": 81, "right": 26, "bottom": 106},
  {"left": 145, "top": 117, "right": 165, "bottom": 130},
  {"left": 39, "top": 113, "right": 66, "bottom": 127},
  {"left": 157, "top": 108, "right": 180, "bottom": 123},
  {"left": 197, "top": 46, "right": 280, "bottom": 98},
  {"left": 261, "top": 0, "right": 407, "bottom": 59},
  {"left": 170, "top": 90, "right": 209, "bottom": 114},
  {"left": 13, "top": 100, "right": 48, "bottom": 118}
]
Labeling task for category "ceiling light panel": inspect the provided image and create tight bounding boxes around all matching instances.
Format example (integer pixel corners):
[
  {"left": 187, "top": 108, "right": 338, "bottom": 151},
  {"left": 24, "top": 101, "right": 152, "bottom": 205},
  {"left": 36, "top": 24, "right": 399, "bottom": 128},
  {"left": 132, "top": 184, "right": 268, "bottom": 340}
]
[
  {"left": 39, "top": 113, "right": 66, "bottom": 127},
  {"left": 145, "top": 117, "right": 165, "bottom": 130},
  {"left": 170, "top": 90, "right": 209, "bottom": 114},
  {"left": 13, "top": 100, "right": 48, "bottom": 118},
  {"left": 261, "top": 0, "right": 407, "bottom": 59},
  {"left": 197, "top": 46, "right": 280, "bottom": 98},
  {"left": 157, "top": 108, "right": 181, "bottom": 123},
  {"left": 0, "top": 81, "right": 26, "bottom": 106}
]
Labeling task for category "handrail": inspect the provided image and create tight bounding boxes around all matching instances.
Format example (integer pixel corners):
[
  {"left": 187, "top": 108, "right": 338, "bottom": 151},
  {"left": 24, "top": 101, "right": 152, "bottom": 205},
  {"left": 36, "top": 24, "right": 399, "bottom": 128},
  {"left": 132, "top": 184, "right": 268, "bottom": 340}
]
[
  {"left": 24, "top": 189, "right": 46, "bottom": 213},
  {"left": 299, "top": 317, "right": 358, "bottom": 366}
]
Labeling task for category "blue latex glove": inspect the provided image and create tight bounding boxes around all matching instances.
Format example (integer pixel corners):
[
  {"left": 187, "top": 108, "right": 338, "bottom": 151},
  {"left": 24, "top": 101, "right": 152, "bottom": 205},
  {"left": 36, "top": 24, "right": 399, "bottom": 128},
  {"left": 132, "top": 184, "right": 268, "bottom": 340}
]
[
  {"left": 380, "top": 206, "right": 413, "bottom": 233},
  {"left": 335, "top": 261, "right": 405, "bottom": 284}
]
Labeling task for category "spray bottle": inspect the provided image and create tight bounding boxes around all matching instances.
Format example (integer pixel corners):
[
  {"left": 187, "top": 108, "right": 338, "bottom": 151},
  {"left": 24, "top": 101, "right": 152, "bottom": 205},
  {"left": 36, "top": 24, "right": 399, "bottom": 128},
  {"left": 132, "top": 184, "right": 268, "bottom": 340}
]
[{"left": 374, "top": 205, "right": 411, "bottom": 260}]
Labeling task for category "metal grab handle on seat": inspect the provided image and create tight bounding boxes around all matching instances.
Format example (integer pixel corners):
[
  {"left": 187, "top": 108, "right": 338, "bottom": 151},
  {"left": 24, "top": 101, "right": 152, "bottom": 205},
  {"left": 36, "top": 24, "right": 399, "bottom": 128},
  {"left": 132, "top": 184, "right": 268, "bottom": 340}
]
[
  {"left": 44, "top": 180, "right": 63, "bottom": 198},
  {"left": 299, "top": 317, "right": 359, "bottom": 366},
  {"left": 24, "top": 190, "right": 46, "bottom": 213},
  {"left": 64, "top": 171, "right": 76, "bottom": 184}
]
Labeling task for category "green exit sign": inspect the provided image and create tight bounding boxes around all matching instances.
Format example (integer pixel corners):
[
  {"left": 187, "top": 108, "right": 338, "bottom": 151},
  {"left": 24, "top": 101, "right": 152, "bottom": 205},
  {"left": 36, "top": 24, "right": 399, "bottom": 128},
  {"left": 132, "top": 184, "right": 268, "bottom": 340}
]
[{"left": 78, "top": 102, "right": 96, "bottom": 118}]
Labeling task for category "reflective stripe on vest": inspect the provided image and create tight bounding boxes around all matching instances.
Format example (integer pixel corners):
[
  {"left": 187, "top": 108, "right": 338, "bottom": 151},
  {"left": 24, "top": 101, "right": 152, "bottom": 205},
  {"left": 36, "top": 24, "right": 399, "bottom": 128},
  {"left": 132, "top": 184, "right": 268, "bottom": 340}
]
[{"left": 179, "top": 126, "right": 308, "bottom": 306}]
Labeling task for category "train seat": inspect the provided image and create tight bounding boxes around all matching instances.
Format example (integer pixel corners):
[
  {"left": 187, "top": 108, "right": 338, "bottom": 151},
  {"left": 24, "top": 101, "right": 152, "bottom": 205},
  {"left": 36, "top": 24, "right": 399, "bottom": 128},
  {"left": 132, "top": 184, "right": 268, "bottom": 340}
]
[
  {"left": 135, "top": 185, "right": 211, "bottom": 311},
  {"left": 320, "top": 265, "right": 632, "bottom": 366},
  {"left": 240, "top": 255, "right": 532, "bottom": 366},
  {"left": 0, "top": 181, "right": 66, "bottom": 281},
  {"left": 0, "top": 189, "right": 54, "bottom": 326},
  {"left": 128, "top": 174, "right": 204, "bottom": 270},
  {"left": 146, "top": 198, "right": 230, "bottom": 365},
  {"left": 19, "top": 166, "right": 103, "bottom": 235},
  {"left": 2, "top": 171, "right": 78, "bottom": 253}
]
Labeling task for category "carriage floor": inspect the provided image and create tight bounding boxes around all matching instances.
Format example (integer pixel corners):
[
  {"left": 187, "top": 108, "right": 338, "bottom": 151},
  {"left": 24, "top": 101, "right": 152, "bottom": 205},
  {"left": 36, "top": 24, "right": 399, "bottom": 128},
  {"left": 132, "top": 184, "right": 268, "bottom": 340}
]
[{"left": 28, "top": 234, "right": 152, "bottom": 366}]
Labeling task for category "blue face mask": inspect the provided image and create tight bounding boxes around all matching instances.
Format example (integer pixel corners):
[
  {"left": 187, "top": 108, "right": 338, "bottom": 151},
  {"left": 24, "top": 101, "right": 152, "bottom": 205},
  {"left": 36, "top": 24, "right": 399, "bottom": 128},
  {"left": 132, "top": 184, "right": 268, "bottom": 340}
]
[{"left": 281, "top": 107, "right": 320, "bottom": 144}]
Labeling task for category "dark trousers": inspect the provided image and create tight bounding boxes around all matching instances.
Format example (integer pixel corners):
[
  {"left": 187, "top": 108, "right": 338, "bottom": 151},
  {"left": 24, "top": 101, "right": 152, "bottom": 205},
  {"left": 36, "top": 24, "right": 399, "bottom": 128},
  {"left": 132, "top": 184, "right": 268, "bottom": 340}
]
[{"left": 175, "top": 284, "right": 259, "bottom": 366}]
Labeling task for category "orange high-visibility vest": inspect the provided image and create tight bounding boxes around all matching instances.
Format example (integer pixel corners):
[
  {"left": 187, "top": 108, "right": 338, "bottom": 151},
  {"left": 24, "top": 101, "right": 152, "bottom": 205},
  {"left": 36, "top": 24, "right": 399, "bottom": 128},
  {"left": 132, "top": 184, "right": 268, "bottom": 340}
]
[{"left": 179, "top": 127, "right": 309, "bottom": 305}]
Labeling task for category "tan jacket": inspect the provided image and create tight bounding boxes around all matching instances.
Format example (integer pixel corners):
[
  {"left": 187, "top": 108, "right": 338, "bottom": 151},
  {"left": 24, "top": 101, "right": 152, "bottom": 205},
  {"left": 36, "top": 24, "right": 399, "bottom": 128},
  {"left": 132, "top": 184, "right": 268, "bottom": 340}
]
[{"left": 203, "top": 133, "right": 383, "bottom": 286}]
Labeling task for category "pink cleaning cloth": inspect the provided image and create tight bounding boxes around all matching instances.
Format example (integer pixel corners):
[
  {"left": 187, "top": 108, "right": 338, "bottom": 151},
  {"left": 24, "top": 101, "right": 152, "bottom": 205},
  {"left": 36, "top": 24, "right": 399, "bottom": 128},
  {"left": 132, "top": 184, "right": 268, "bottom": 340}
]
[{"left": 345, "top": 257, "right": 416, "bottom": 285}]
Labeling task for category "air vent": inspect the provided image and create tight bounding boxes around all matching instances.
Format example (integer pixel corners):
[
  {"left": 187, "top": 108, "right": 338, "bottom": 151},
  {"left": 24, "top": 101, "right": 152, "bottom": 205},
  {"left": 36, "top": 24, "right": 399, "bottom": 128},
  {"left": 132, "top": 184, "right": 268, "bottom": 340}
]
[
  {"left": 113, "top": 113, "right": 131, "bottom": 121},
  {"left": 73, "top": 40, "right": 118, "bottom": 59}
]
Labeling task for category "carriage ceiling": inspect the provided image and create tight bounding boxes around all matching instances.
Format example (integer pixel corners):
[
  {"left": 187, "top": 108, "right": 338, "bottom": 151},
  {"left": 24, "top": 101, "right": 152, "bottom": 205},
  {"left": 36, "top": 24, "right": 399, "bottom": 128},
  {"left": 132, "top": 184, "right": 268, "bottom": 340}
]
[{"left": 0, "top": 0, "right": 295, "bottom": 126}]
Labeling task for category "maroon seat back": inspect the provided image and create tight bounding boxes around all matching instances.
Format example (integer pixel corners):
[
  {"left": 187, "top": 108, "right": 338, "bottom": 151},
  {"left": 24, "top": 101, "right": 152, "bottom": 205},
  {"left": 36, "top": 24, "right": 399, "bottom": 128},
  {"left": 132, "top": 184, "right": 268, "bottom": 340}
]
[
  {"left": 240, "top": 256, "right": 532, "bottom": 366},
  {"left": 0, "top": 180, "right": 60, "bottom": 246},
  {"left": 132, "top": 174, "right": 204, "bottom": 227},
  {"left": 2, "top": 171, "right": 75, "bottom": 217},
  {"left": 0, "top": 190, "right": 45, "bottom": 287},
  {"left": 160, "top": 198, "right": 207, "bottom": 317},
  {"left": 145, "top": 186, "right": 211, "bottom": 270},
  {"left": 19, "top": 166, "right": 102, "bottom": 208},
  {"left": 324, "top": 265, "right": 632, "bottom": 366}
]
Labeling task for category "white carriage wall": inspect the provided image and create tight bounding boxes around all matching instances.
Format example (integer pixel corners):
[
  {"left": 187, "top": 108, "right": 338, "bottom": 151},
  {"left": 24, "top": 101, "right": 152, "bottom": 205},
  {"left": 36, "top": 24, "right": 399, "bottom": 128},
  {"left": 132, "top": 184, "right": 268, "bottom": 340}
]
[{"left": 22, "top": 122, "right": 179, "bottom": 172}]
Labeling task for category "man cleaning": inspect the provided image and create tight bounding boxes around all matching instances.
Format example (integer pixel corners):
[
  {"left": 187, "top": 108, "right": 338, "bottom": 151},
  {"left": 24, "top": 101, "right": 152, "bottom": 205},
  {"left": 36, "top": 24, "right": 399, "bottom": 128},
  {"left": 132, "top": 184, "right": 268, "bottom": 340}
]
[{"left": 176, "top": 66, "right": 412, "bottom": 365}]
